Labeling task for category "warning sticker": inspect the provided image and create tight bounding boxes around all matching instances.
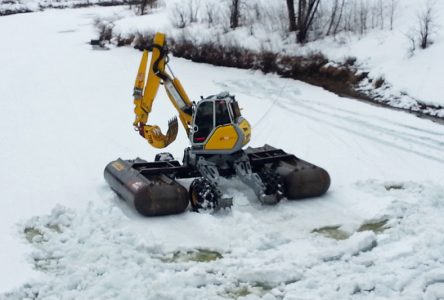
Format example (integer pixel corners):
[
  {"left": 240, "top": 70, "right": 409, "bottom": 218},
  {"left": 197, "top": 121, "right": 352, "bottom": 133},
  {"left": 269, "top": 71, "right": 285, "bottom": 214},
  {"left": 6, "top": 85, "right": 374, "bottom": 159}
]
[{"left": 112, "top": 161, "right": 125, "bottom": 171}]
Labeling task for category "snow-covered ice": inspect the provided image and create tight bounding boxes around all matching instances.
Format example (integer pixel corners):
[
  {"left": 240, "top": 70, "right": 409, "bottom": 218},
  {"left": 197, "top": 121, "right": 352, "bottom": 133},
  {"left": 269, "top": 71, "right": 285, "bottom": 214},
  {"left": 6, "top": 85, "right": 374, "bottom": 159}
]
[{"left": 1, "top": 6, "right": 444, "bottom": 300}]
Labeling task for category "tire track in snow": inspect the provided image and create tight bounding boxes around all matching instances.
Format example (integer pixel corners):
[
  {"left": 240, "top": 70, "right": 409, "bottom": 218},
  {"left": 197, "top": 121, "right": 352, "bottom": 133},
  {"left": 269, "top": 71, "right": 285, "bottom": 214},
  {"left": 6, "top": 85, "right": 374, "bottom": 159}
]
[
  {"left": 280, "top": 103, "right": 444, "bottom": 164},
  {"left": 221, "top": 79, "right": 444, "bottom": 138},
  {"left": 286, "top": 100, "right": 444, "bottom": 153},
  {"left": 286, "top": 95, "right": 444, "bottom": 138},
  {"left": 218, "top": 80, "right": 444, "bottom": 164},
  {"left": 284, "top": 97, "right": 444, "bottom": 150},
  {"left": 222, "top": 79, "right": 444, "bottom": 145}
]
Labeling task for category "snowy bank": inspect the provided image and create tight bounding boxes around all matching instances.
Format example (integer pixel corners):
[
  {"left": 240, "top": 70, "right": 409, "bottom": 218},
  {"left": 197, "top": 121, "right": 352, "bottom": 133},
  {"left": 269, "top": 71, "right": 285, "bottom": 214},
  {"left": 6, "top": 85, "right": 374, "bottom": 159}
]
[
  {"left": 0, "top": 0, "right": 129, "bottom": 16},
  {"left": 92, "top": 0, "right": 444, "bottom": 120}
]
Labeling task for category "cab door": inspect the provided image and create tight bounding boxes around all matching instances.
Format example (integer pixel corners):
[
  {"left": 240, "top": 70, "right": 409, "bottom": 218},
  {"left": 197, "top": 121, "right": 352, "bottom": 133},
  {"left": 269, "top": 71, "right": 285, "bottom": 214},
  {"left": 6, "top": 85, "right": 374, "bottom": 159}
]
[
  {"left": 215, "top": 100, "right": 232, "bottom": 127},
  {"left": 192, "top": 101, "right": 214, "bottom": 143},
  {"left": 204, "top": 100, "right": 239, "bottom": 151}
]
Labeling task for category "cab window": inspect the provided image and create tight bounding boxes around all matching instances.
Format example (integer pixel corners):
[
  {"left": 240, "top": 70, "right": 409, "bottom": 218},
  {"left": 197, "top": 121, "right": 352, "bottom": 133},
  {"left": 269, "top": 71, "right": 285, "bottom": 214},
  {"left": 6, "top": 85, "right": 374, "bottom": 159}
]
[
  {"left": 215, "top": 100, "right": 232, "bottom": 126},
  {"left": 193, "top": 101, "right": 214, "bottom": 143},
  {"left": 230, "top": 101, "right": 241, "bottom": 121}
]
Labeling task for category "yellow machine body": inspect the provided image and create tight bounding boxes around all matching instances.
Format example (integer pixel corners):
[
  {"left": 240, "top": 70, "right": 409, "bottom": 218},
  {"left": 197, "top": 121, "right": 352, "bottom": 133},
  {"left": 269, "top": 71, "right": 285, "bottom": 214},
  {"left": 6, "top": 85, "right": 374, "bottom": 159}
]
[
  {"left": 132, "top": 32, "right": 251, "bottom": 154},
  {"left": 189, "top": 94, "right": 251, "bottom": 154},
  {"left": 204, "top": 120, "right": 251, "bottom": 151},
  {"left": 239, "top": 119, "right": 251, "bottom": 145},
  {"left": 133, "top": 33, "right": 193, "bottom": 149},
  {"left": 104, "top": 32, "right": 330, "bottom": 216},
  {"left": 205, "top": 125, "right": 238, "bottom": 150}
]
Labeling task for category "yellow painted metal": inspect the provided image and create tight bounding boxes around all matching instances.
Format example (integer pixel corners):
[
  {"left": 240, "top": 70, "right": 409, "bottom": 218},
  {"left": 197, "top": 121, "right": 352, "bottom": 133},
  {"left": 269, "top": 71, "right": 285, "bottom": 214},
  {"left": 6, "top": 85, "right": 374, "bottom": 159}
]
[
  {"left": 111, "top": 161, "right": 125, "bottom": 171},
  {"left": 131, "top": 32, "right": 251, "bottom": 153},
  {"left": 239, "top": 119, "right": 251, "bottom": 146},
  {"left": 132, "top": 32, "right": 193, "bottom": 149},
  {"left": 132, "top": 34, "right": 165, "bottom": 128},
  {"left": 204, "top": 125, "right": 239, "bottom": 150},
  {"left": 172, "top": 78, "right": 193, "bottom": 124},
  {"left": 133, "top": 50, "right": 149, "bottom": 126},
  {"left": 164, "top": 78, "right": 193, "bottom": 134},
  {"left": 142, "top": 125, "right": 169, "bottom": 149},
  {"left": 134, "top": 50, "right": 148, "bottom": 92},
  {"left": 142, "top": 33, "right": 165, "bottom": 114}
]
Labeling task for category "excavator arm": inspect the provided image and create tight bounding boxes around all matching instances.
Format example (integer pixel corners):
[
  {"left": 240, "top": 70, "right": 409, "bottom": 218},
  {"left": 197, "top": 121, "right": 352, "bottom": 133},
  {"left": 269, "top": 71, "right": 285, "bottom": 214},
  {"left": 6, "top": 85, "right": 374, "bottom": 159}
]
[
  {"left": 133, "top": 32, "right": 193, "bottom": 149},
  {"left": 105, "top": 32, "right": 331, "bottom": 216}
]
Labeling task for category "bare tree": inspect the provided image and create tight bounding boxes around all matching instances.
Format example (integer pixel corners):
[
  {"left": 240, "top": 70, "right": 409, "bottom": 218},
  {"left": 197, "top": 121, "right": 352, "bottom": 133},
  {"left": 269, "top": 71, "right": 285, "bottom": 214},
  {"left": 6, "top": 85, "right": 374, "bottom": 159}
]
[
  {"left": 389, "top": 0, "right": 399, "bottom": 30},
  {"left": 418, "top": 0, "right": 436, "bottom": 49},
  {"left": 205, "top": 2, "right": 215, "bottom": 24},
  {"left": 359, "top": 0, "right": 369, "bottom": 35},
  {"left": 187, "top": 0, "right": 199, "bottom": 24},
  {"left": 286, "top": 0, "right": 297, "bottom": 32},
  {"left": 169, "top": 0, "right": 201, "bottom": 28},
  {"left": 326, "top": 0, "right": 339, "bottom": 36},
  {"left": 139, "top": 0, "right": 157, "bottom": 15},
  {"left": 405, "top": 0, "right": 437, "bottom": 55},
  {"left": 170, "top": 3, "right": 188, "bottom": 28},
  {"left": 296, "top": 0, "right": 321, "bottom": 43},
  {"left": 139, "top": 0, "right": 148, "bottom": 15},
  {"left": 377, "top": 0, "right": 384, "bottom": 30},
  {"left": 332, "top": 0, "right": 345, "bottom": 36},
  {"left": 230, "top": 0, "right": 241, "bottom": 29}
]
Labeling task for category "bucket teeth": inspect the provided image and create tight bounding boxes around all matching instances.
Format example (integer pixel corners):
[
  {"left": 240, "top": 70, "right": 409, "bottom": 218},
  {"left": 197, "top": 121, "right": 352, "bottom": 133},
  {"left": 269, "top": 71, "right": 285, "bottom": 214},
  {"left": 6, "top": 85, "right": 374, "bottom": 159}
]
[{"left": 166, "top": 117, "right": 178, "bottom": 145}]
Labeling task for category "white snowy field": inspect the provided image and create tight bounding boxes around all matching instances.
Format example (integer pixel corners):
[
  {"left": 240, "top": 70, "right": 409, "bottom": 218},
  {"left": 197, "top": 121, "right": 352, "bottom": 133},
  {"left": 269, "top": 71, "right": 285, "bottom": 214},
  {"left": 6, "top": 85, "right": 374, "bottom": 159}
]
[{"left": 1, "top": 7, "right": 444, "bottom": 300}]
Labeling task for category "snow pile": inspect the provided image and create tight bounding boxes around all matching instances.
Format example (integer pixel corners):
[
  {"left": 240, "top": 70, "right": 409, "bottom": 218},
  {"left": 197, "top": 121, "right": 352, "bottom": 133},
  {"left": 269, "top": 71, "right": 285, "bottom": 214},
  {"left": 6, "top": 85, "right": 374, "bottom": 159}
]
[{"left": 2, "top": 180, "right": 444, "bottom": 299}]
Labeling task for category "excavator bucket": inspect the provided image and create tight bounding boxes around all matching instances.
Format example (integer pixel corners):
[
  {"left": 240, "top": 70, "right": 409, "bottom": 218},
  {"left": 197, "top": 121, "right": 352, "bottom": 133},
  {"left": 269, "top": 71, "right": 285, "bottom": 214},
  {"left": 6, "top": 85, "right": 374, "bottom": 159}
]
[{"left": 140, "top": 117, "right": 179, "bottom": 149}]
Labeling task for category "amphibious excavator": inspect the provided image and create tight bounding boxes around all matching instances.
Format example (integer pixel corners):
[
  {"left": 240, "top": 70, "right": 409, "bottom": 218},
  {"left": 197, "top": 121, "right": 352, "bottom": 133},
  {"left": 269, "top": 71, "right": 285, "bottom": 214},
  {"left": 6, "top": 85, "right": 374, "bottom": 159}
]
[{"left": 104, "top": 32, "right": 330, "bottom": 216}]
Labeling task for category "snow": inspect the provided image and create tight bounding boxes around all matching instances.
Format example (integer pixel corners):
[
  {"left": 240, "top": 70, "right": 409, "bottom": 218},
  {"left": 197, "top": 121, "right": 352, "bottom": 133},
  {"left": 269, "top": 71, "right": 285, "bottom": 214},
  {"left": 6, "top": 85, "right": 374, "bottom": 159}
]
[
  {"left": 4, "top": 181, "right": 444, "bottom": 299},
  {"left": 111, "top": 8, "right": 169, "bottom": 35},
  {"left": 0, "top": 0, "right": 127, "bottom": 15},
  {"left": 308, "top": 10, "right": 444, "bottom": 109},
  {"left": 1, "top": 6, "right": 444, "bottom": 300},
  {"left": 99, "top": 0, "right": 444, "bottom": 111}
]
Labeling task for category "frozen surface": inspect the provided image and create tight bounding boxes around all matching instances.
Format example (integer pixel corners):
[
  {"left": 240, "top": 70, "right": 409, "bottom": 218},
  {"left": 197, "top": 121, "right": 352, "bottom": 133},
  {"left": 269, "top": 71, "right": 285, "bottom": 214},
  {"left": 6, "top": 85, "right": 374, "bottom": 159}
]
[{"left": 1, "top": 7, "right": 444, "bottom": 299}]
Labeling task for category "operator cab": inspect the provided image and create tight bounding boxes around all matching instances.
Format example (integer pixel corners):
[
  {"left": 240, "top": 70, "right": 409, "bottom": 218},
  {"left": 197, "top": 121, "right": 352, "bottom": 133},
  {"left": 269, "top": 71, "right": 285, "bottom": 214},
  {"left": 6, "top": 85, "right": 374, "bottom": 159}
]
[{"left": 191, "top": 92, "right": 251, "bottom": 154}]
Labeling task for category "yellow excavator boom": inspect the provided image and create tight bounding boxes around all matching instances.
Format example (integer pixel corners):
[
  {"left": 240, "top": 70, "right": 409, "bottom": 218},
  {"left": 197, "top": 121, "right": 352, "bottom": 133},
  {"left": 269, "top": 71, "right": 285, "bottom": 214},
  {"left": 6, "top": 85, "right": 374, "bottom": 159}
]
[
  {"left": 104, "top": 32, "right": 331, "bottom": 216},
  {"left": 133, "top": 32, "right": 193, "bottom": 149}
]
